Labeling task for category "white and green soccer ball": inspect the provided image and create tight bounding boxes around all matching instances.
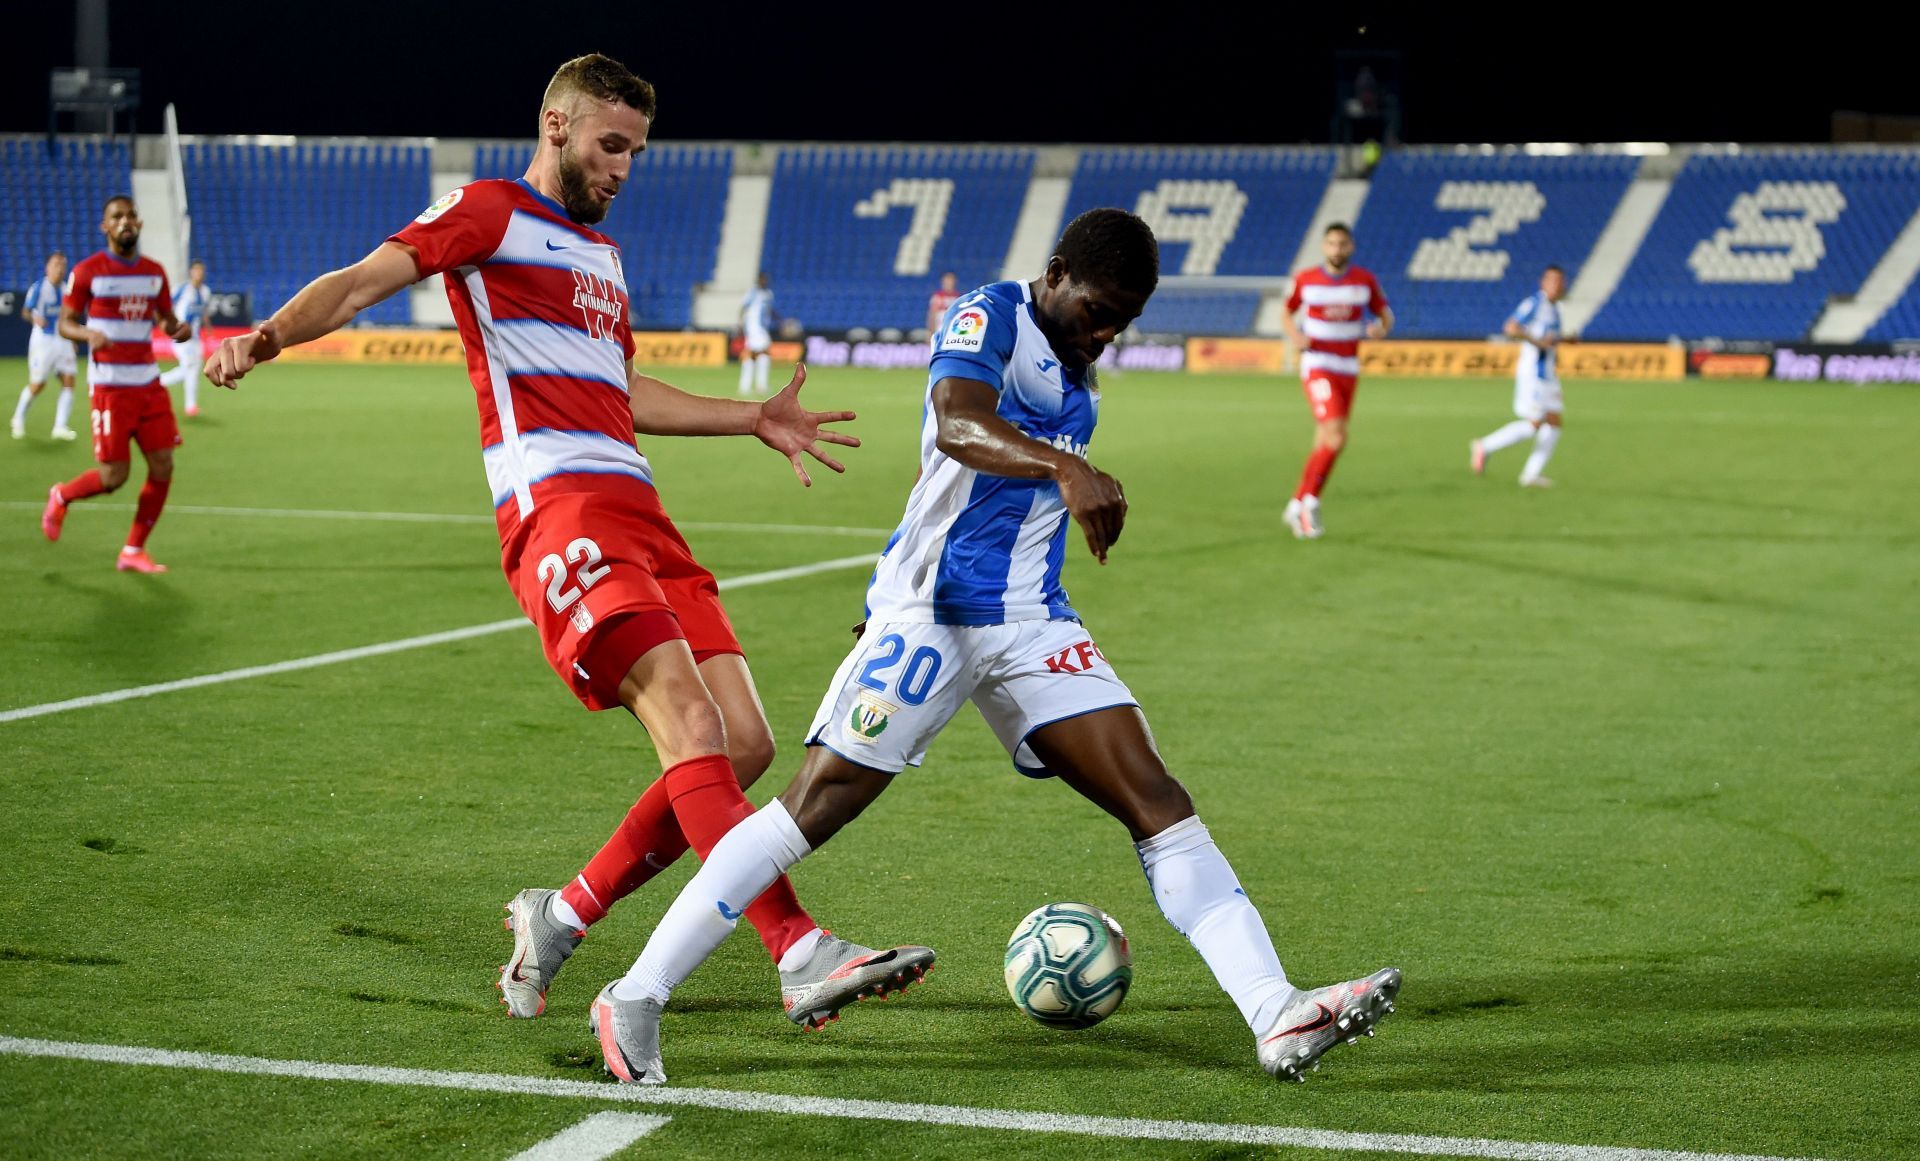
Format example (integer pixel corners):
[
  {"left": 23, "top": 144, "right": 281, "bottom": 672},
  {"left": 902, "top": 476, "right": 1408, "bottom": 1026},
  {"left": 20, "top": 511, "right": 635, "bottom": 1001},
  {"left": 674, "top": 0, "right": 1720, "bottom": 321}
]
[{"left": 1003, "top": 902, "right": 1132, "bottom": 1029}]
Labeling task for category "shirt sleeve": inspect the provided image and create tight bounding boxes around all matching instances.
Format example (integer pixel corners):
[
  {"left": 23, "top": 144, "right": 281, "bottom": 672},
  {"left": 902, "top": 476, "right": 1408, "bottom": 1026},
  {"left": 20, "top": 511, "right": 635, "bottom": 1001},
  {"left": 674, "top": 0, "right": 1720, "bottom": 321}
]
[
  {"left": 927, "top": 294, "right": 1016, "bottom": 391},
  {"left": 1284, "top": 276, "right": 1303, "bottom": 315},
  {"left": 62, "top": 265, "right": 90, "bottom": 315},
  {"left": 25, "top": 282, "right": 43, "bottom": 315},
  {"left": 1511, "top": 296, "right": 1537, "bottom": 327},
  {"left": 389, "top": 185, "right": 505, "bottom": 280},
  {"left": 156, "top": 272, "right": 174, "bottom": 317},
  {"left": 1367, "top": 273, "right": 1388, "bottom": 317}
]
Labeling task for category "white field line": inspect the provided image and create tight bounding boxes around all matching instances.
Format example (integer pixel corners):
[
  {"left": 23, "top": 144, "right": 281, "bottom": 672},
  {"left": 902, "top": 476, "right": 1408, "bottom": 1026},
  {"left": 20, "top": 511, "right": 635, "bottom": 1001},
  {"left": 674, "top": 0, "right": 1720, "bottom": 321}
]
[
  {"left": 0, "top": 499, "right": 890, "bottom": 538},
  {"left": 0, "top": 1036, "right": 1823, "bottom": 1161},
  {"left": 0, "top": 553, "right": 876, "bottom": 725},
  {"left": 507, "top": 1112, "right": 671, "bottom": 1161}
]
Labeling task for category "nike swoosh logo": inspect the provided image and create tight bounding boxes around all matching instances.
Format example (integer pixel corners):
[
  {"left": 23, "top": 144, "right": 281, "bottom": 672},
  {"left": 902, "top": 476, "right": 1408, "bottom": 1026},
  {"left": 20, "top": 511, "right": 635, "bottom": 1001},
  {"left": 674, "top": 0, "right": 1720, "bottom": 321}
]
[
  {"left": 1263, "top": 1003, "right": 1334, "bottom": 1042},
  {"left": 545, "top": 240, "right": 571, "bottom": 252},
  {"left": 716, "top": 901, "right": 743, "bottom": 921},
  {"left": 643, "top": 852, "right": 669, "bottom": 871}
]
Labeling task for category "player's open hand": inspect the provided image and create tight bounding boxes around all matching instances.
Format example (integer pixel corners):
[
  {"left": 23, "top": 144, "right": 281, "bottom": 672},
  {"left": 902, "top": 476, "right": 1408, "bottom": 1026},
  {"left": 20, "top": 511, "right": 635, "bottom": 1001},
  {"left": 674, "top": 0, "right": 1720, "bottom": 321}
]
[
  {"left": 205, "top": 321, "right": 285, "bottom": 389},
  {"left": 1366, "top": 319, "right": 1389, "bottom": 340},
  {"left": 753, "top": 363, "right": 860, "bottom": 487},
  {"left": 1056, "top": 459, "right": 1127, "bottom": 565}
]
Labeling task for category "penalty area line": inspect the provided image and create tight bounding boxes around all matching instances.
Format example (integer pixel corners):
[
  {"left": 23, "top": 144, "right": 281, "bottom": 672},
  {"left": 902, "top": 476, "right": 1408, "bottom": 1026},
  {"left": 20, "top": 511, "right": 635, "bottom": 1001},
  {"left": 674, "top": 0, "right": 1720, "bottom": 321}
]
[
  {"left": 0, "top": 553, "right": 876, "bottom": 725},
  {"left": 0, "top": 1036, "right": 1824, "bottom": 1161}
]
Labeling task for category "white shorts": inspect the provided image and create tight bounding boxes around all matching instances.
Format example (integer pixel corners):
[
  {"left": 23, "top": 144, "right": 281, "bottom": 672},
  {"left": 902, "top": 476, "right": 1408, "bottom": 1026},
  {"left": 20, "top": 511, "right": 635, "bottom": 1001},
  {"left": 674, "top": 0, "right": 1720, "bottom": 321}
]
[
  {"left": 744, "top": 327, "right": 771, "bottom": 355},
  {"left": 806, "top": 618, "right": 1139, "bottom": 777},
  {"left": 28, "top": 332, "right": 77, "bottom": 382},
  {"left": 1514, "top": 376, "right": 1563, "bottom": 421}
]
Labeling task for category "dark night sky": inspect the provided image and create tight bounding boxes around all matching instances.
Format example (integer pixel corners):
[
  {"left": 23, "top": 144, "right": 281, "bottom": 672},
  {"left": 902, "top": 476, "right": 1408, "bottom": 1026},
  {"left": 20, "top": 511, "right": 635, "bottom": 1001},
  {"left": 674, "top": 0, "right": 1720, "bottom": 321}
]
[{"left": 3, "top": 4, "right": 1913, "bottom": 145}]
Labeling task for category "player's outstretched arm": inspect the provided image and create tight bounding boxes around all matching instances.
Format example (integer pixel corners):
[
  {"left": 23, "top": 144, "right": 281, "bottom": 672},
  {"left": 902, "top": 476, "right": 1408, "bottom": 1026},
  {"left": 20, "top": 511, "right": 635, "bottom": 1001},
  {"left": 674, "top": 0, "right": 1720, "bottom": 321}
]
[
  {"left": 628, "top": 362, "right": 858, "bottom": 486},
  {"left": 204, "top": 243, "right": 419, "bottom": 388},
  {"left": 932, "top": 376, "right": 1126, "bottom": 564}
]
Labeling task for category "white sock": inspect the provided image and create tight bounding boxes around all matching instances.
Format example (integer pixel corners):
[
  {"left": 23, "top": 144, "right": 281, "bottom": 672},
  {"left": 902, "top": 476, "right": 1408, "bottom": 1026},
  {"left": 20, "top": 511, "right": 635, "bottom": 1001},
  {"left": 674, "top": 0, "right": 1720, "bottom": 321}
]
[
  {"left": 776, "top": 926, "right": 826, "bottom": 973},
  {"left": 13, "top": 387, "right": 33, "bottom": 424},
  {"left": 548, "top": 892, "right": 584, "bottom": 930},
  {"left": 754, "top": 353, "right": 770, "bottom": 392},
  {"left": 53, "top": 387, "right": 73, "bottom": 431},
  {"left": 1136, "top": 815, "right": 1296, "bottom": 1034},
  {"left": 1481, "top": 419, "right": 1535, "bottom": 454},
  {"left": 184, "top": 366, "right": 199, "bottom": 410},
  {"left": 160, "top": 366, "right": 182, "bottom": 386},
  {"left": 1521, "top": 425, "right": 1561, "bottom": 480},
  {"left": 738, "top": 356, "right": 754, "bottom": 394},
  {"left": 611, "top": 800, "right": 812, "bottom": 1003}
]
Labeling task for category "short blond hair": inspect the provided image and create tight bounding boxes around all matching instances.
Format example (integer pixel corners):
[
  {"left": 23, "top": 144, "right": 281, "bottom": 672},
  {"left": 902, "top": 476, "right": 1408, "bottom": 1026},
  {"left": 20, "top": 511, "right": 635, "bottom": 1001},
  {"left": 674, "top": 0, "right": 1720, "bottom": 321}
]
[{"left": 541, "top": 54, "right": 656, "bottom": 128}]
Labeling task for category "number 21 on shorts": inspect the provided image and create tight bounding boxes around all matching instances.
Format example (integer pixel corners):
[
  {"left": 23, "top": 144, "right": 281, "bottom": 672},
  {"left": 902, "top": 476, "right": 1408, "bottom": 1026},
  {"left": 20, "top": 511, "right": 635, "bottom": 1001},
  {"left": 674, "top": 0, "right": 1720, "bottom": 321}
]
[
  {"left": 855, "top": 633, "right": 943, "bottom": 706},
  {"left": 537, "top": 536, "right": 610, "bottom": 614}
]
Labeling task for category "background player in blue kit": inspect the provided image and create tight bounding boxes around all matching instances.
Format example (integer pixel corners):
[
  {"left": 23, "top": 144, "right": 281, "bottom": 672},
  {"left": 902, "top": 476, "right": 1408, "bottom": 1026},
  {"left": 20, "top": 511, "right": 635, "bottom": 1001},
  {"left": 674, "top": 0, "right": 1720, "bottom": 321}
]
[
  {"left": 1473, "top": 265, "right": 1569, "bottom": 487},
  {"left": 590, "top": 208, "right": 1402, "bottom": 1087},
  {"left": 12, "top": 251, "right": 80, "bottom": 441}
]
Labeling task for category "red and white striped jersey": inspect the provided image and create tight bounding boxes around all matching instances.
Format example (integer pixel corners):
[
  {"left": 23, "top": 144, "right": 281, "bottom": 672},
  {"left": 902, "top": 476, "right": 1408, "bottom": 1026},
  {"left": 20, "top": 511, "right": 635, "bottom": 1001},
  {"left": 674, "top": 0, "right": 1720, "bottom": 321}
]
[
  {"left": 1285, "top": 265, "right": 1388, "bottom": 379},
  {"left": 64, "top": 251, "right": 170, "bottom": 389},
  {"left": 390, "top": 179, "right": 643, "bottom": 525}
]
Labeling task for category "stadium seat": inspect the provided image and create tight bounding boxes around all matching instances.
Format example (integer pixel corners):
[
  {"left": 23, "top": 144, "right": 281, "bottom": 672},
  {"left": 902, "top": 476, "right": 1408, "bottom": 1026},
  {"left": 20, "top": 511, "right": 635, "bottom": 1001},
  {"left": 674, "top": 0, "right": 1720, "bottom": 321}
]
[
  {"left": 761, "top": 145, "right": 1035, "bottom": 332},
  {"left": 473, "top": 143, "right": 731, "bottom": 329},
  {"left": 1354, "top": 152, "right": 1638, "bottom": 339},
  {"left": 182, "top": 141, "right": 431, "bottom": 325},
  {"left": 0, "top": 137, "right": 132, "bottom": 293},
  {"left": 1587, "top": 151, "right": 1920, "bottom": 341}
]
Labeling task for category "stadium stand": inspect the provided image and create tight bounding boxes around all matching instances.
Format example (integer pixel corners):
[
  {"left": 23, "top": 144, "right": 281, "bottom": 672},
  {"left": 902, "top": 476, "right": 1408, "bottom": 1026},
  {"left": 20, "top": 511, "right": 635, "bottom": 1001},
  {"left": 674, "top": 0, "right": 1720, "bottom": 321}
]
[
  {"left": 1, "top": 137, "right": 130, "bottom": 293},
  {"left": 1586, "top": 150, "right": 1920, "bottom": 341},
  {"left": 183, "top": 141, "right": 429, "bottom": 325},
  {"left": 1353, "top": 152, "right": 1638, "bottom": 338},
  {"left": 1864, "top": 277, "right": 1920, "bottom": 341},
  {"left": 759, "top": 146, "right": 1034, "bottom": 333},
  {"left": 473, "top": 143, "right": 731, "bottom": 329},
  {"left": 1060, "top": 148, "right": 1334, "bottom": 335}
]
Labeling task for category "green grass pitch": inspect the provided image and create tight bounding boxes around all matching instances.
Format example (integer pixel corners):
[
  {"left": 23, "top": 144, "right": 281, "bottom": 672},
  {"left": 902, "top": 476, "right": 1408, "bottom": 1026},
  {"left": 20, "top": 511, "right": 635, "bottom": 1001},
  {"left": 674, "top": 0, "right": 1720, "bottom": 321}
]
[{"left": 1, "top": 360, "right": 1915, "bottom": 1159}]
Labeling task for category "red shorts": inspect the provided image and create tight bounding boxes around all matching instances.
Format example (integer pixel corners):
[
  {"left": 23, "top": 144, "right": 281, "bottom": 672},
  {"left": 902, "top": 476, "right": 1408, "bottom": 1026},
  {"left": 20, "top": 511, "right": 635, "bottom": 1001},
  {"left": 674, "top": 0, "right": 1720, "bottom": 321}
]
[
  {"left": 90, "top": 385, "right": 180, "bottom": 463},
  {"left": 1301, "top": 371, "right": 1358, "bottom": 422},
  {"left": 500, "top": 478, "right": 743, "bottom": 711}
]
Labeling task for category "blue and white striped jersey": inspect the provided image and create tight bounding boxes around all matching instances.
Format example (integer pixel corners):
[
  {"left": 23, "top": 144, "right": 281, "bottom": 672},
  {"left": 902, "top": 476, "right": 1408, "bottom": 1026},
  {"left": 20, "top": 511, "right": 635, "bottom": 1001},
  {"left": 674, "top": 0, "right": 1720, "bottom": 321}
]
[
  {"left": 173, "top": 282, "right": 212, "bottom": 337},
  {"left": 864, "top": 280, "right": 1098, "bottom": 627},
  {"left": 1512, "top": 292, "right": 1561, "bottom": 382},
  {"left": 23, "top": 278, "right": 60, "bottom": 336}
]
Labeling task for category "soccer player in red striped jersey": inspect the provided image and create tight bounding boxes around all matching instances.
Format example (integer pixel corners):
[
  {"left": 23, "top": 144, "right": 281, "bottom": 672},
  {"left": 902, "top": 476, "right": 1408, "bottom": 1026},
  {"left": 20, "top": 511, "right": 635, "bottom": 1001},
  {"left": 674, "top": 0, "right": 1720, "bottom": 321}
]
[
  {"left": 40, "top": 195, "right": 194, "bottom": 572},
  {"left": 205, "top": 55, "right": 932, "bottom": 1032},
  {"left": 925, "top": 271, "right": 960, "bottom": 334},
  {"left": 1278, "top": 223, "right": 1392, "bottom": 539}
]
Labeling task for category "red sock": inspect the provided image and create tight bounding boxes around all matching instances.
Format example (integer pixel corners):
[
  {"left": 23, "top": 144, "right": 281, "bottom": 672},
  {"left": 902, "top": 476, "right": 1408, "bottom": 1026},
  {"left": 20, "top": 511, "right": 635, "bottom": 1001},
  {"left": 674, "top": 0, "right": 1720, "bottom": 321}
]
[
  {"left": 1294, "top": 446, "right": 1341, "bottom": 501},
  {"left": 126, "top": 478, "right": 170, "bottom": 550},
  {"left": 559, "top": 778, "right": 691, "bottom": 927},
  {"left": 57, "top": 469, "right": 108, "bottom": 505},
  {"left": 665, "top": 753, "right": 818, "bottom": 962}
]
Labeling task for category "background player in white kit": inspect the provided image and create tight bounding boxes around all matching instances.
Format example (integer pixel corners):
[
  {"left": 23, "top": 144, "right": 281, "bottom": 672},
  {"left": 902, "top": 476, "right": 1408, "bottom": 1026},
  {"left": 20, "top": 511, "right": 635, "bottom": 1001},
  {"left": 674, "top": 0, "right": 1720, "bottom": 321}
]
[
  {"left": 1472, "top": 265, "right": 1568, "bottom": 487},
  {"left": 738, "top": 272, "right": 777, "bottom": 395},
  {"left": 160, "top": 260, "right": 212, "bottom": 416},
  {"left": 588, "top": 208, "right": 1401, "bottom": 1087},
  {"left": 12, "top": 251, "right": 80, "bottom": 441}
]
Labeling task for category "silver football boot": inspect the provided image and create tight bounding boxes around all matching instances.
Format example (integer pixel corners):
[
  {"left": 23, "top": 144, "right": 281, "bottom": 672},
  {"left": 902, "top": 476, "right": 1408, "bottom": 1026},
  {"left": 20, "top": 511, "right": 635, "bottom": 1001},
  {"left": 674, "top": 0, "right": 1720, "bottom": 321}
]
[
  {"left": 779, "top": 934, "right": 936, "bottom": 1030},
  {"left": 1257, "top": 966, "right": 1401, "bottom": 1082},
  {"left": 497, "top": 888, "right": 585, "bottom": 1018},
  {"left": 590, "top": 981, "right": 666, "bottom": 1085}
]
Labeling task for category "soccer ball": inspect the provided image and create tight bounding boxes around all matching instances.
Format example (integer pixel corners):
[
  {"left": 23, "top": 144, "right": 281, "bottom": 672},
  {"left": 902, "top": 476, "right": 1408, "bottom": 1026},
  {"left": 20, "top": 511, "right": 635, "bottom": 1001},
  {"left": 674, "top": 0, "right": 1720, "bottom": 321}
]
[{"left": 1003, "top": 902, "right": 1132, "bottom": 1029}]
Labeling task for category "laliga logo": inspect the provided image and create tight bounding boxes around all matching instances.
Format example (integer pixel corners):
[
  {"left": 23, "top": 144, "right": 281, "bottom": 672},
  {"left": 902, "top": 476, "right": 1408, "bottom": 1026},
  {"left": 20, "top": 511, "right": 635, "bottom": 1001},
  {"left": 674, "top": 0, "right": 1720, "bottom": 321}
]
[
  {"left": 571, "top": 270, "right": 625, "bottom": 344},
  {"left": 952, "top": 308, "right": 985, "bottom": 336}
]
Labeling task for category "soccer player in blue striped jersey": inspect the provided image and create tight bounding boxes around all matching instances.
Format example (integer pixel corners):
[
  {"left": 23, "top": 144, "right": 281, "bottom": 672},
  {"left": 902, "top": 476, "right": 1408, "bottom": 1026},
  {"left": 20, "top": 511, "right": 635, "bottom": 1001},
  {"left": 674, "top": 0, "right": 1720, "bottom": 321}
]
[
  {"left": 160, "top": 260, "right": 212, "bottom": 416},
  {"left": 587, "top": 208, "right": 1401, "bottom": 1087},
  {"left": 1472, "top": 265, "right": 1568, "bottom": 486},
  {"left": 12, "top": 251, "right": 79, "bottom": 441}
]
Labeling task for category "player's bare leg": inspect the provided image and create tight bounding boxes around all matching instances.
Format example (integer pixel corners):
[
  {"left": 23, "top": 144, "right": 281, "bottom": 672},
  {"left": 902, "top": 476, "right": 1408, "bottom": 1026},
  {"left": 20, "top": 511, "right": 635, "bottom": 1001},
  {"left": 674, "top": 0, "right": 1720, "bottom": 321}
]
[
  {"left": 1029, "top": 706, "right": 1400, "bottom": 1082},
  {"left": 115, "top": 446, "right": 173, "bottom": 573},
  {"left": 1519, "top": 412, "right": 1562, "bottom": 488}
]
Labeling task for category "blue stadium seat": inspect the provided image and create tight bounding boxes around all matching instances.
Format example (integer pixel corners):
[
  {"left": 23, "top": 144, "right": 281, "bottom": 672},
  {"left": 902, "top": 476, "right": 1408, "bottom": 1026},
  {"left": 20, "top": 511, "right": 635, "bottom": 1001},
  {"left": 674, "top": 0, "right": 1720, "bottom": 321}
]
[
  {"left": 1058, "top": 147, "right": 1334, "bottom": 335},
  {"left": 1355, "top": 152, "right": 1638, "bottom": 338},
  {"left": 473, "top": 143, "right": 731, "bottom": 329},
  {"left": 1587, "top": 151, "right": 1920, "bottom": 341},
  {"left": 1864, "top": 273, "right": 1920, "bottom": 341},
  {"left": 0, "top": 137, "right": 132, "bottom": 293},
  {"left": 183, "top": 141, "right": 431, "bottom": 325},
  {"left": 762, "top": 146, "right": 1035, "bottom": 332}
]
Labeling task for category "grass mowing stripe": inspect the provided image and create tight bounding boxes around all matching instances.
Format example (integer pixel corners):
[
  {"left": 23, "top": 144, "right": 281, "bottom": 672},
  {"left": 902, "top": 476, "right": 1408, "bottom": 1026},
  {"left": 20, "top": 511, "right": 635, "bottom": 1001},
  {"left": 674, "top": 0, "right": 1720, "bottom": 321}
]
[
  {"left": 0, "top": 499, "right": 891, "bottom": 537},
  {"left": 0, "top": 1036, "right": 1826, "bottom": 1161},
  {"left": 0, "top": 553, "right": 876, "bottom": 724}
]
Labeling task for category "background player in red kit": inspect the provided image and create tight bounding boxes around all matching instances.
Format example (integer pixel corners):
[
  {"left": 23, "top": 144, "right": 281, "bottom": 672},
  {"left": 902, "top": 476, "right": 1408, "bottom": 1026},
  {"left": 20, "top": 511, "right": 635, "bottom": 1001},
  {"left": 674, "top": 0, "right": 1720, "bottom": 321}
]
[
  {"left": 925, "top": 270, "right": 960, "bottom": 334},
  {"left": 205, "top": 55, "right": 933, "bottom": 1028},
  {"left": 1278, "top": 223, "right": 1392, "bottom": 540},
  {"left": 40, "top": 195, "right": 193, "bottom": 573}
]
